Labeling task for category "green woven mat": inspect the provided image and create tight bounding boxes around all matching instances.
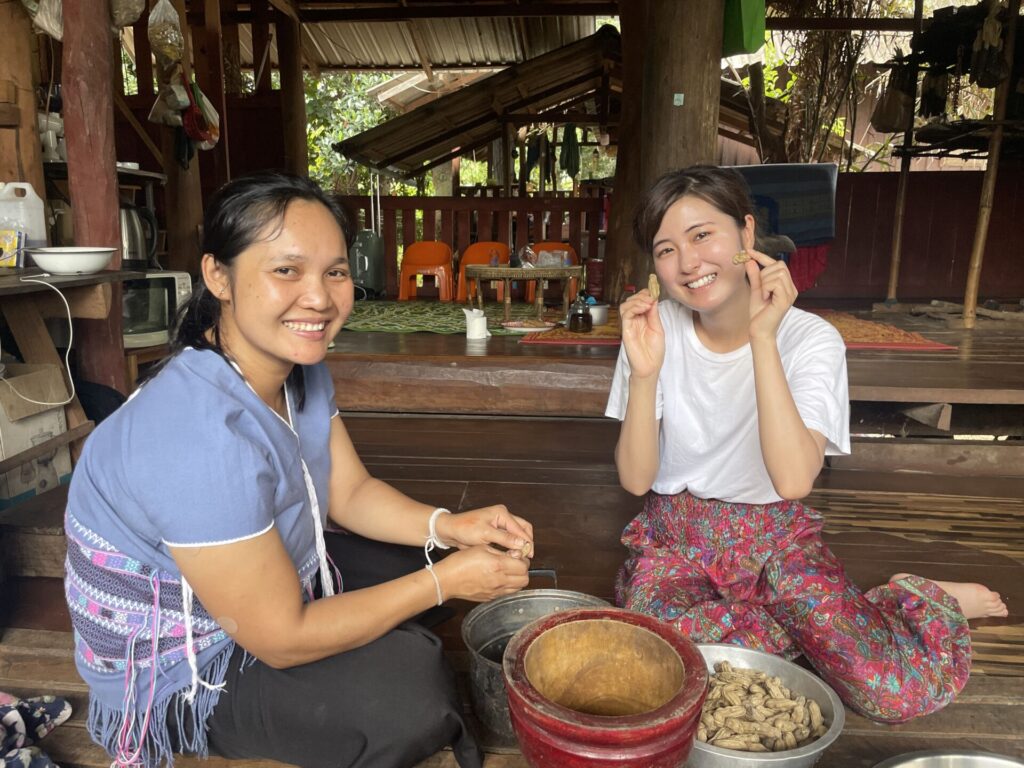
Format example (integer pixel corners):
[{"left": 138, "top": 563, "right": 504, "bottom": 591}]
[{"left": 342, "top": 300, "right": 546, "bottom": 335}]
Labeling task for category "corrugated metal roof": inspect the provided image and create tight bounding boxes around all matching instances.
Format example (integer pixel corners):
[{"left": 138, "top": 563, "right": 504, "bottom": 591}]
[
  {"left": 333, "top": 25, "right": 621, "bottom": 176},
  {"left": 236, "top": 16, "right": 600, "bottom": 70}
]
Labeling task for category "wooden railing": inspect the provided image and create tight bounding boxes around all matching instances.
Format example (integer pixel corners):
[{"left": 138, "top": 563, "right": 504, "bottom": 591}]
[{"left": 337, "top": 195, "right": 605, "bottom": 298}]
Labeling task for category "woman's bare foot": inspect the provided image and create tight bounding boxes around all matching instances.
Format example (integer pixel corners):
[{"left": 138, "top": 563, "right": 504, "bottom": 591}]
[{"left": 891, "top": 573, "right": 1009, "bottom": 619}]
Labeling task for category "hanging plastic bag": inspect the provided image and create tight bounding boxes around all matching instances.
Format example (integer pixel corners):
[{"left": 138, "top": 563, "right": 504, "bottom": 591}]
[
  {"left": 24, "top": 0, "right": 62, "bottom": 40},
  {"left": 183, "top": 80, "right": 220, "bottom": 150},
  {"left": 870, "top": 55, "right": 916, "bottom": 133},
  {"left": 148, "top": 0, "right": 184, "bottom": 63},
  {"left": 111, "top": 0, "right": 145, "bottom": 28}
]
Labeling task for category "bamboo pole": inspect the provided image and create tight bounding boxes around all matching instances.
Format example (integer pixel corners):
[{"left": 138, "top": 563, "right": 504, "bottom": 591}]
[
  {"left": 885, "top": 0, "right": 924, "bottom": 303},
  {"left": 963, "top": 0, "right": 1020, "bottom": 329}
]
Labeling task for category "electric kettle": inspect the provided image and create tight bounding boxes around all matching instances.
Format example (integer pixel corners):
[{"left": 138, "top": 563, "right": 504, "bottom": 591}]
[{"left": 120, "top": 203, "right": 159, "bottom": 269}]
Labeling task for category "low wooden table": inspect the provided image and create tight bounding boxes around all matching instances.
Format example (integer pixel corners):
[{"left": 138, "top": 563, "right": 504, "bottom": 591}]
[{"left": 464, "top": 264, "right": 584, "bottom": 321}]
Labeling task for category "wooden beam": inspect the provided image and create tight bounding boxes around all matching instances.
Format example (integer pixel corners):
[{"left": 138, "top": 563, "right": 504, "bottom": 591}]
[
  {"left": 0, "top": 3, "right": 45, "bottom": 203},
  {"left": 222, "top": 0, "right": 245, "bottom": 95},
  {"left": 63, "top": 0, "right": 126, "bottom": 394},
  {"left": 277, "top": 10, "right": 308, "bottom": 174},
  {"left": 132, "top": 5, "right": 155, "bottom": 97},
  {"left": 160, "top": 0, "right": 204, "bottom": 276},
  {"left": 963, "top": 0, "right": 1020, "bottom": 329},
  {"left": 268, "top": 0, "right": 299, "bottom": 21},
  {"left": 885, "top": 0, "right": 924, "bottom": 303},
  {"left": 405, "top": 21, "right": 434, "bottom": 82},
  {"left": 244, "top": 3, "right": 619, "bottom": 23},
  {"left": 114, "top": 93, "right": 165, "bottom": 171},
  {"left": 252, "top": 0, "right": 273, "bottom": 94},
  {"left": 195, "top": 0, "right": 231, "bottom": 187},
  {"left": 0, "top": 422, "right": 94, "bottom": 477},
  {"left": 766, "top": 17, "right": 922, "bottom": 31}
]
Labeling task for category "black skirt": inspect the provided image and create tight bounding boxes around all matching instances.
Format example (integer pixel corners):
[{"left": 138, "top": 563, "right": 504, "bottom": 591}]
[{"left": 198, "top": 532, "right": 482, "bottom": 768}]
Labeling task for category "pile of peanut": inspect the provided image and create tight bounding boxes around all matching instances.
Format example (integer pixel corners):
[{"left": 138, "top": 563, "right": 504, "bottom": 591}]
[{"left": 696, "top": 660, "right": 828, "bottom": 753}]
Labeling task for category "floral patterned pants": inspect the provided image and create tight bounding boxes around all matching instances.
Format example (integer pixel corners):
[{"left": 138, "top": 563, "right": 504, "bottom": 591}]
[{"left": 615, "top": 491, "right": 971, "bottom": 723}]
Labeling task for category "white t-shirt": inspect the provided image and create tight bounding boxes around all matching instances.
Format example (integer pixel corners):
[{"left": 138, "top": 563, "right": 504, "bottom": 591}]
[{"left": 605, "top": 302, "right": 850, "bottom": 504}]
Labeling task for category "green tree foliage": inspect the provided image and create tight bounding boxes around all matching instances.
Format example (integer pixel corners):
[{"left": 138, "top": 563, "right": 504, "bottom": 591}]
[{"left": 305, "top": 72, "right": 425, "bottom": 195}]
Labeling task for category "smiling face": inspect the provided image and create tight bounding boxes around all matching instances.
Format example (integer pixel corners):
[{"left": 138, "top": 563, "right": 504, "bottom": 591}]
[
  {"left": 204, "top": 198, "right": 352, "bottom": 382},
  {"left": 651, "top": 194, "right": 755, "bottom": 315}
]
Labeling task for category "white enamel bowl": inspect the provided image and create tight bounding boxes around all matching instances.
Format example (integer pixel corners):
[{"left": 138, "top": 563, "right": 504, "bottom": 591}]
[{"left": 27, "top": 247, "right": 115, "bottom": 275}]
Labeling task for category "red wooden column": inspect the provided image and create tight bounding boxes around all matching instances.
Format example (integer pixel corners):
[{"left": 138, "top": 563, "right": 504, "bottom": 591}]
[
  {"left": 194, "top": 0, "right": 231, "bottom": 188},
  {"left": 63, "top": 0, "right": 127, "bottom": 393}
]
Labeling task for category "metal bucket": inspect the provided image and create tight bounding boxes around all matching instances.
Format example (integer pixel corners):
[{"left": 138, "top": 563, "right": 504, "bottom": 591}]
[{"left": 461, "top": 571, "right": 608, "bottom": 745}]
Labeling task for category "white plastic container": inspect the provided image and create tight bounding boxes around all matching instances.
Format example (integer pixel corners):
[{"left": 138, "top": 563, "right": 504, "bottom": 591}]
[{"left": 0, "top": 182, "right": 49, "bottom": 255}]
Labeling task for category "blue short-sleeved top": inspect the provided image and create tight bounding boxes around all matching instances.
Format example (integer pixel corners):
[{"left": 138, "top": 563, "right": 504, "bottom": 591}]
[
  {"left": 70, "top": 347, "right": 337, "bottom": 572},
  {"left": 64, "top": 348, "right": 338, "bottom": 767}
]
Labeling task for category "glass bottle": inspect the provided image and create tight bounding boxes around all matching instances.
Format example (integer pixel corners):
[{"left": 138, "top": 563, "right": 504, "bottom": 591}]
[{"left": 568, "top": 291, "right": 593, "bottom": 333}]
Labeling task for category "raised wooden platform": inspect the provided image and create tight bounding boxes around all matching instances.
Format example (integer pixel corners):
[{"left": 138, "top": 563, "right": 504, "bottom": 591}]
[
  {"left": 326, "top": 307, "right": 1024, "bottom": 417},
  {"left": 3, "top": 415, "right": 1023, "bottom": 767}
]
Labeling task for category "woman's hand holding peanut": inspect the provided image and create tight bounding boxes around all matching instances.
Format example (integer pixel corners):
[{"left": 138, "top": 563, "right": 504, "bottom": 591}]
[
  {"left": 620, "top": 289, "right": 665, "bottom": 380},
  {"left": 436, "top": 545, "right": 530, "bottom": 603}
]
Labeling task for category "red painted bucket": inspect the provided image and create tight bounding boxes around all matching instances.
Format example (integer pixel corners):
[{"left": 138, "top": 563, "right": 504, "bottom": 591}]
[{"left": 503, "top": 607, "right": 708, "bottom": 768}]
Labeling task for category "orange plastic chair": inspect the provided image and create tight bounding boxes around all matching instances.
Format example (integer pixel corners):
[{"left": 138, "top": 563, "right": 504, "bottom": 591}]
[
  {"left": 456, "top": 241, "right": 511, "bottom": 303},
  {"left": 398, "top": 241, "right": 455, "bottom": 301},
  {"left": 524, "top": 242, "right": 579, "bottom": 304}
]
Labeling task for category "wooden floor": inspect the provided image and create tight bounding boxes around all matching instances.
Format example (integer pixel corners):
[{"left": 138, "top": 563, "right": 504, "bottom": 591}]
[{"left": 3, "top": 415, "right": 1023, "bottom": 767}]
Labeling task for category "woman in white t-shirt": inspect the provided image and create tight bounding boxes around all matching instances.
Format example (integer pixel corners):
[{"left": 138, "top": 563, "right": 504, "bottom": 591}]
[{"left": 606, "top": 165, "right": 1006, "bottom": 723}]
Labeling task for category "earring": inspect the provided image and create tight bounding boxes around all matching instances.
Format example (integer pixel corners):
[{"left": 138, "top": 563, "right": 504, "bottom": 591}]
[{"left": 732, "top": 250, "right": 752, "bottom": 265}]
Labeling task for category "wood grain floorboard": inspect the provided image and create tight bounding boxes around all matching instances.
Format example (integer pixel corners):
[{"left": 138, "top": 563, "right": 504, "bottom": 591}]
[{"left": 4, "top": 413, "right": 1022, "bottom": 767}]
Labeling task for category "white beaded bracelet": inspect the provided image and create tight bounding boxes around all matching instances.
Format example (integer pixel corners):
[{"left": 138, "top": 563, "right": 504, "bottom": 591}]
[
  {"left": 427, "top": 507, "right": 451, "bottom": 550},
  {"left": 425, "top": 563, "right": 444, "bottom": 606}
]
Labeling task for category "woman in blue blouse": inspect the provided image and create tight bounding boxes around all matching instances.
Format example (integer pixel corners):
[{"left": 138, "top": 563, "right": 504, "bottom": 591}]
[{"left": 64, "top": 172, "right": 533, "bottom": 768}]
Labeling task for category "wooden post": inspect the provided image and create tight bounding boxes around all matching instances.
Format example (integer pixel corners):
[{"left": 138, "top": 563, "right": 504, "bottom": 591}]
[
  {"left": 161, "top": 0, "right": 205, "bottom": 275},
  {"left": 63, "top": 0, "right": 126, "bottom": 393},
  {"left": 885, "top": 0, "right": 924, "bottom": 303},
  {"left": 606, "top": 0, "right": 723, "bottom": 301},
  {"left": 0, "top": 1, "right": 45, "bottom": 200},
  {"left": 252, "top": 0, "right": 273, "bottom": 95},
  {"left": 963, "top": 0, "right": 1020, "bottom": 329},
  {"left": 278, "top": 11, "right": 308, "bottom": 175},
  {"left": 604, "top": 1, "right": 646, "bottom": 302},
  {"left": 132, "top": 5, "right": 155, "bottom": 98},
  {"left": 502, "top": 121, "right": 513, "bottom": 196},
  {"left": 194, "top": 0, "right": 231, "bottom": 187},
  {"left": 222, "top": 0, "right": 244, "bottom": 95}
]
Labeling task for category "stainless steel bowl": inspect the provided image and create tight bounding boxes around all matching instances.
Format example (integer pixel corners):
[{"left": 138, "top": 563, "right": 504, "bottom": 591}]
[
  {"left": 687, "top": 644, "right": 845, "bottom": 768},
  {"left": 873, "top": 752, "right": 1024, "bottom": 768}
]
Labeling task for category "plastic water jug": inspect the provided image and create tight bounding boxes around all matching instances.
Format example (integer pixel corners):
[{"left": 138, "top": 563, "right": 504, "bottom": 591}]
[{"left": 0, "top": 182, "right": 48, "bottom": 250}]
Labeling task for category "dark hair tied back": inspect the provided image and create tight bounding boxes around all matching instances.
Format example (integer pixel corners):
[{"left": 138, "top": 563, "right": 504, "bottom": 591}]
[{"left": 145, "top": 172, "right": 354, "bottom": 403}]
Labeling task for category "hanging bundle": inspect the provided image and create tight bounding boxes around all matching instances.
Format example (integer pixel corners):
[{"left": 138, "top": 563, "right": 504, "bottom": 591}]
[
  {"left": 919, "top": 69, "right": 949, "bottom": 119},
  {"left": 870, "top": 52, "right": 917, "bottom": 133},
  {"left": 559, "top": 124, "right": 581, "bottom": 179},
  {"left": 970, "top": 1, "right": 1009, "bottom": 89}
]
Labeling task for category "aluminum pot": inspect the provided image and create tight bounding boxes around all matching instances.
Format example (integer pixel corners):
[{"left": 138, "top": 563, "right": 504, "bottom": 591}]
[
  {"left": 689, "top": 644, "right": 845, "bottom": 768},
  {"left": 461, "top": 576, "right": 608, "bottom": 745}
]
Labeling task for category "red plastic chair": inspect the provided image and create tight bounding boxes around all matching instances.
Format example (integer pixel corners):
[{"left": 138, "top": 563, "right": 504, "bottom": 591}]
[
  {"left": 398, "top": 241, "right": 454, "bottom": 301},
  {"left": 524, "top": 242, "right": 579, "bottom": 304},
  {"left": 456, "top": 242, "right": 511, "bottom": 303}
]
